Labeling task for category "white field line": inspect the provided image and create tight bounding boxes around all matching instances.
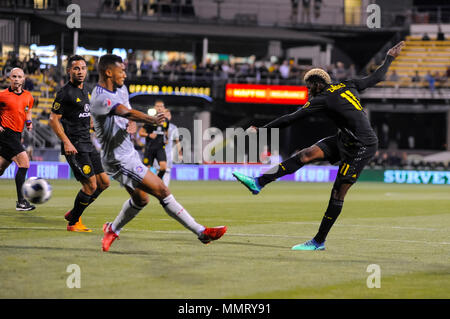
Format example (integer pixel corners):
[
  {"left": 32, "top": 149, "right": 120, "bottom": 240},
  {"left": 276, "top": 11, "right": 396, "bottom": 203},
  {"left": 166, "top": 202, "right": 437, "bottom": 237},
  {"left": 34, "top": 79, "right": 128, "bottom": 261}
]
[
  {"left": 0, "top": 226, "right": 449, "bottom": 246},
  {"left": 0, "top": 215, "right": 447, "bottom": 232}
]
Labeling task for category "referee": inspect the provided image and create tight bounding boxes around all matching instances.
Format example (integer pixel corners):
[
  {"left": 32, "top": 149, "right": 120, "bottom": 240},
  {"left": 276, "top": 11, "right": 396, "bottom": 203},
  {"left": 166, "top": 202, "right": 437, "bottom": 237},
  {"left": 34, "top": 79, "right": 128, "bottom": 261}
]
[
  {"left": 0, "top": 67, "right": 35, "bottom": 211},
  {"left": 49, "top": 55, "right": 110, "bottom": 232}
]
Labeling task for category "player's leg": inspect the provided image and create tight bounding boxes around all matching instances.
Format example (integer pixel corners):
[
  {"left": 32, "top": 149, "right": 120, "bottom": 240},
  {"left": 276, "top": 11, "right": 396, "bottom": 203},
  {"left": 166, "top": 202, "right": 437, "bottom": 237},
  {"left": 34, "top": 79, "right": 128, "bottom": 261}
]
[
  {"left": 156, "top": 148, "right": 167, "bottom": 179},
  {"left": 11, "top": 150, "right": 35, "bottom": 211},
  {"left": 138, "top": 170, "right": 226, "bottom": 243},
  {"left": 0, "top": 156, "right": 11, "bottom": 177},
  {"left": 256, "top": 145, "right": 325, "bottom": 187},
  {"left": 162, "top": 167, "right": 171, "bottom": 186},
  {"left": 233, "top": 136, "right": 337, "bottom": 194},
  {"left": 87, "top": 151, "right": 110, "bottom": 205},
  {"left": 64, "top": 153, "right": 98, "bottom": 230},
  {"left": 292, "top": 143, "right": 378, "bottom": 251}
]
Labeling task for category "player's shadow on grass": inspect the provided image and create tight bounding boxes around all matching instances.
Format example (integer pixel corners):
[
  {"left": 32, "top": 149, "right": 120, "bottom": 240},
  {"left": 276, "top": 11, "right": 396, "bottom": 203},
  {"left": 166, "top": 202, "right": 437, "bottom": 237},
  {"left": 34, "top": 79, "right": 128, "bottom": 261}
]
[
  {"left": 0, "top": 244, "right": 102, "bottom": 253},
  {"left": 219, "top": 241, "right": 287, "bottom": 249}
]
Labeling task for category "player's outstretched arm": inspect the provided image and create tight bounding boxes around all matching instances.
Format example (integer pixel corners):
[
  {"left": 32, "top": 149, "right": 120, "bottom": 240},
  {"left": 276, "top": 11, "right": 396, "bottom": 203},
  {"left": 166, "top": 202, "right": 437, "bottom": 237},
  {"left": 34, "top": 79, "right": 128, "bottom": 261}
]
[
  {"left": 113, "top": 104, "right": 165, "bottom": 125},
  {"left": 261, "top": 103, "right": 313, "bottom": 129},
  {"left": 353, "top": 41, "right": 405, "bottom": 91}
]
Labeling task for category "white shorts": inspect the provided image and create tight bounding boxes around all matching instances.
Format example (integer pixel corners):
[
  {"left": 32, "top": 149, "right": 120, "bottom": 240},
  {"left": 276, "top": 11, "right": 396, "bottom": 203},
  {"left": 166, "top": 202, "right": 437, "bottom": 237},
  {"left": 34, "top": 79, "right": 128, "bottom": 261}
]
[{"left": 102, "top": 152, "right": 148, "bottom": 190}]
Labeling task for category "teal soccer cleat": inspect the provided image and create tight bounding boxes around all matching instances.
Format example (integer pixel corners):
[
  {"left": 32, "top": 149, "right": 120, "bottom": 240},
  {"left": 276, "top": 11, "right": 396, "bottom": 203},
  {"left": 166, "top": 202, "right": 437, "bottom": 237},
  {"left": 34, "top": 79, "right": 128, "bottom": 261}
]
[
  {"left": 232, "top": 171, "right": 262, "bottom": 195},
  {"left": 291, "top": 239, "right": 325, "bottom": 251}
]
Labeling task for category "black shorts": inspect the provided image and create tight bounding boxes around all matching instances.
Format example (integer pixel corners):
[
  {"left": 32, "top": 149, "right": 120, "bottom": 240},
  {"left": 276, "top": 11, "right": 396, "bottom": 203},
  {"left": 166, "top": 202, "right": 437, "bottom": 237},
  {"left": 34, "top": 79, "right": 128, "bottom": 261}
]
[
  {"left": 143, "top": 147, "right": 167, "bottom": 166},
  {"left": 315, "top": 134, "right": 377, "bottom": 184},
  {"left": 66, "top": 149, "right": 104, "bottom": 181},
  {"left": 0, "top": 127, "right": 25, "bottom": 162}
]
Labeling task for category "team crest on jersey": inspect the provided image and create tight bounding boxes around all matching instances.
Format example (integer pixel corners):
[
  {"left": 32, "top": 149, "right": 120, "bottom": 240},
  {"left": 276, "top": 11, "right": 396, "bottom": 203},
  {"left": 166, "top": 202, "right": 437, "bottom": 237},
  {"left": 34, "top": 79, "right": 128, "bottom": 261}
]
[
  {"left": 53, "top": 102, "right": 61, "bottom": 110},
  {"left": 103, "top": 99, "right": 112, "bottom": 108},
  {"left": 135, "top": 165, "right": 144, "bottom": 173},
  {"left": 76, "top": 97, "right": 81, "bottom": 103},
  {"left": 25, "top": 105, "right": 29, "bottom": 112},
  {"left": 82, "top": 165, "right": 91, "bottom": 175}
]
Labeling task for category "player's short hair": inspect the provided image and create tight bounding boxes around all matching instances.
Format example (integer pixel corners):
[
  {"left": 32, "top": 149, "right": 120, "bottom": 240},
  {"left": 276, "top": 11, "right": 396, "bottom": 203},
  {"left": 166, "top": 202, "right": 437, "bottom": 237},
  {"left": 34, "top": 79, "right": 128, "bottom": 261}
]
[
  {"left": 67, "top": 55, "right": 86, "bottom": 69},
  {"left": 98, "top": 54, "right": 123, "bottom": 77},
  {"left": 304, "top": 68, "right": 332, "bottom": 85},
  {"left": 154, "top": 99, "right": 165, "bottom": 106}
]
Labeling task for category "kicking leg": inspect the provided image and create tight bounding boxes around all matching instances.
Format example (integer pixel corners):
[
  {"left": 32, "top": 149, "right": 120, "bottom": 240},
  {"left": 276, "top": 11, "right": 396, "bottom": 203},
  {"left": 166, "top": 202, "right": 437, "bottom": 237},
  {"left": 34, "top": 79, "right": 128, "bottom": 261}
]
[{"left": 233, "top": 144, "right": 325, "bottom": 194}]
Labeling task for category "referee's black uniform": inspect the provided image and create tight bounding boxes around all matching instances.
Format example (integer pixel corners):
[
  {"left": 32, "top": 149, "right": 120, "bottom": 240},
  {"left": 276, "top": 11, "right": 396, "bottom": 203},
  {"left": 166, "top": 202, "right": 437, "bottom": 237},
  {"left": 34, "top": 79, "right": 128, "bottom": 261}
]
[{"left": 51, "top": 82, "right": 104, "bottom": 181}]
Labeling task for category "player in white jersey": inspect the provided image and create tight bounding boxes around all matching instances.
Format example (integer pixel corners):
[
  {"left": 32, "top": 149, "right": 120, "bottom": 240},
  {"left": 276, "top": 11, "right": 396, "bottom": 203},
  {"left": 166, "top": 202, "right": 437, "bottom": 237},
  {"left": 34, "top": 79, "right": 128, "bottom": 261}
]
[{"left": 90, "top": 54, "right": 227, "bottom": 252}]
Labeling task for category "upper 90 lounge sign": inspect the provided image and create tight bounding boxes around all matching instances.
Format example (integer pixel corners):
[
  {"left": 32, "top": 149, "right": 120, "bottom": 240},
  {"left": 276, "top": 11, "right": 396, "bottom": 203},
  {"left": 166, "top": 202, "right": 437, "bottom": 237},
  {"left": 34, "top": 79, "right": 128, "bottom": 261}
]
[{"left": 225, "top": 84, "right": 308, "bottom": 105}]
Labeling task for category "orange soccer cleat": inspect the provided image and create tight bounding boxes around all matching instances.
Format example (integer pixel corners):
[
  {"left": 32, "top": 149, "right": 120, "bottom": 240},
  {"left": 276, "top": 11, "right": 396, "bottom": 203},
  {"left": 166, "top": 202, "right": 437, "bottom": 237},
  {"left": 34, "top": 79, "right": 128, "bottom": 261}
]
[
  {"left": 67, "top": 217, "right": 92, "bottom": 232},
  {"left": 198, "top": 226, "right": 227, "bottom": 244}
]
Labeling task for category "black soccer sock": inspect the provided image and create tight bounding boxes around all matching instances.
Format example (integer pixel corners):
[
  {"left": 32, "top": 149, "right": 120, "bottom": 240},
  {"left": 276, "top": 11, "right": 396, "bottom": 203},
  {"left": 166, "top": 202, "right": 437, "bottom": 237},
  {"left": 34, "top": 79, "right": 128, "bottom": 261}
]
[
  {"left": 68, "top": 190, "right": 92, "bottom": 225},
  {"left": 15, "top": 167, "right": 28, "bottom": 202},
  {"left": 313, "top": 198, "right": 344, "bottom": 244},
  {"left": 257, "top": 155, "right": 304, "bottom": 187},
  {"left": 88, "top": 188, "right": 103, "bottom": 204},
  {"left": 157, "top": 170, "right": 166, "bottom": 180}
]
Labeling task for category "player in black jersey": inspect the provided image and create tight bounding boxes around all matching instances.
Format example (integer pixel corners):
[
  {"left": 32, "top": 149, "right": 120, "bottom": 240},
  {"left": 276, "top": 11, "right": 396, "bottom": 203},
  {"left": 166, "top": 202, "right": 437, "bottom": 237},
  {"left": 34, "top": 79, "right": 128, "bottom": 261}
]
[
  {"left": 49, "top": 55, "right": 110, "bottom": 232},
  {"left": 233, "top": 41, "right": 405, "bottom": 250},
  {"left": 139, "top": 100, "right": 169, "bottom": 180}
]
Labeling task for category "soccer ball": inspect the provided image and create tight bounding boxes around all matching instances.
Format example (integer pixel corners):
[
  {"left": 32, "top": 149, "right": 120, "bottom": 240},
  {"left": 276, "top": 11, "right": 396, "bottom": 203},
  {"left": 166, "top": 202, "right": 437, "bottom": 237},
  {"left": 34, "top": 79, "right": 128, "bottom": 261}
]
[{"left": 22, "top": 177, "right": 52, "bottom": 204}]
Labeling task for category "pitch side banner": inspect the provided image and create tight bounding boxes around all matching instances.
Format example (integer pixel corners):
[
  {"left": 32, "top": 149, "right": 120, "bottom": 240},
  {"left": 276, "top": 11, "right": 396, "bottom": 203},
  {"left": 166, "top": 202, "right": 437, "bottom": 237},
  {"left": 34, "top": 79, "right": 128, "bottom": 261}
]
[
  {"left": 0, "top": 162, "right": 71, "bottom": 179},
  {"left": 171, "top": 164, "right": 338, "bottom": 183},
  {"left": 225, "top": 84, "right": 308, "bottom": 105}
]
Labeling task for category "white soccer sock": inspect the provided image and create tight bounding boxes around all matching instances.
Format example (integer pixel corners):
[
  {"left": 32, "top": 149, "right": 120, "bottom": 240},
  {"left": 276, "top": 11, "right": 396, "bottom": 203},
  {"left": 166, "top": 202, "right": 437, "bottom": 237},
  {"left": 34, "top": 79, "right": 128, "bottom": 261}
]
[
  {"left": 111, "top": 198, "right": 145, "bottom": 234},
  {"left": 161, "top": 194, "right": 205, "bottom": 235},
  {"left": 163, "top": 168, "right": 171, "bottom": 187}
]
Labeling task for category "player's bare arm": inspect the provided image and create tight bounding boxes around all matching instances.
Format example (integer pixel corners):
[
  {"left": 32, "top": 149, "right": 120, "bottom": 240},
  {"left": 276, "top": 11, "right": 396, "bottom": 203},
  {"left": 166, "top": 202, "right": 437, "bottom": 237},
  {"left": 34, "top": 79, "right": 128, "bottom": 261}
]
[{"left": 49, "top": 112, "right": 78, "bottom": 155}]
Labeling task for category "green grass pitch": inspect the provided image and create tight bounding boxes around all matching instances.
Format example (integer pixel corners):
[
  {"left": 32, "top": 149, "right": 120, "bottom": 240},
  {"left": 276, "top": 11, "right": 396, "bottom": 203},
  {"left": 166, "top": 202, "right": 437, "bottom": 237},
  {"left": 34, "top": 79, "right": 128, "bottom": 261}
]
[{"left": 0, "top": 179, "right": 449, "bottom": 298}]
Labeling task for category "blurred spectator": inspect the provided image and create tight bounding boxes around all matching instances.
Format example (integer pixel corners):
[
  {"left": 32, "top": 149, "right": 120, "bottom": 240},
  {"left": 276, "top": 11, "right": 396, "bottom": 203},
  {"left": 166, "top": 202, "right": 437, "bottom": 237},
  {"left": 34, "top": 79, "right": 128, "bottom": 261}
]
[
  {"left": 425, "top": 71, "right": 435, "bottom": 93},
  {"left": 38, "top": 109, "right": 50, "bottom": 120},
  {"left": 140, "top": 58, "right": 151, "bottom": 77},
  {"left": 313, "top": 0, "right": 322, "bottom": 20},
  {"left": 301, "top": 0, "right": 311, "bottom": 24},
  {"left": 437, "top": 25, "right": 446, "bottom": 41},
  {"left": 333, "top": 61, "right": 347, "bottom": 81},
  {"left": 290, "top": 0, "right": 299, "bottom": 24},
  {"left": 366, "top": 59, "right": 378, "bottom": 75},
  {"left": 348, "top": 64, "right": 356, "bottom": 78},
  {"left": 388, "top": 70, "right": 399, "bottom": 81},
  {"left": 421, "top": 33, "right": 430, "bottom": 41},
  {"left": 411, "top": 70, "right": 421, "bottom": 87},
  {"left": 279, "top": 60, "right": 290, "bottom": 79},
  {"left": 23, "top": 76, "right": 34, "bottom": 91}
]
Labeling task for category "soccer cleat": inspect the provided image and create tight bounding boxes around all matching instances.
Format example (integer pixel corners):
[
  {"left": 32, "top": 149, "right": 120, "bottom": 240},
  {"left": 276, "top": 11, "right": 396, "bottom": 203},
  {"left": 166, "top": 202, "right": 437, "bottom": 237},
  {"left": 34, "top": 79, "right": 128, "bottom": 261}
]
[
  {"left": 102, "top": 222, "right": 119, "bottom": 252},
  {"left": 291, "top": 239, "right": 325, "bottom": 251},
  {"left": 67, "top": 218, "right": 92, "bottom": 232},
  {"left": 64, "top": 210, "right": 72, "bottom": 222},
  {"left": 16, "top": 199, "right": 36, "bottom": 211},
  {"left": 232, "top": 171, "right": 262, "bottom": 195},
  {"left": 198, "top": 226, "right": 227, "bottom": 244}
]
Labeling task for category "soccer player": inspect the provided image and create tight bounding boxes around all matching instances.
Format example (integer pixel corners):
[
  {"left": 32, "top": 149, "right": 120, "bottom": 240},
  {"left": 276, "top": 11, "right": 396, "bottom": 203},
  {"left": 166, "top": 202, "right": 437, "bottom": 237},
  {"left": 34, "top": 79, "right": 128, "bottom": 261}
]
[
  {"left": 153, "top": 108, "right": 182, "bottom": 186},
  {"left": 49, "top": 55, "right": 110, "bottom": 232},
  {"left": 233, "top": 41, "right": 405, "bottom": 251},
  {"left": 0, "top": 67, "right": 35, "bottom": 211},
  {"left": 138, "top": 100, "right": 169, "bottom": 180},
  {"left": 90, "top": 54, "right": 226, "bottom": 252}
]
